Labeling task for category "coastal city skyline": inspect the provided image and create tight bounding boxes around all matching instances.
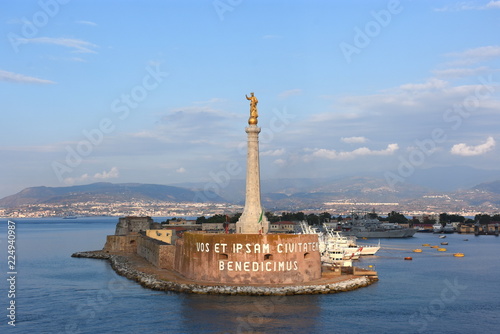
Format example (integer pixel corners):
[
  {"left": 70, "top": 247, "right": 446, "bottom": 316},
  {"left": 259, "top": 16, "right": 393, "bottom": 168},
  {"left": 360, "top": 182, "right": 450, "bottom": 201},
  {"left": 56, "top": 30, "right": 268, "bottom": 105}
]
[{"left": 2, "top": 0, "right": 500, "bottom": 199}]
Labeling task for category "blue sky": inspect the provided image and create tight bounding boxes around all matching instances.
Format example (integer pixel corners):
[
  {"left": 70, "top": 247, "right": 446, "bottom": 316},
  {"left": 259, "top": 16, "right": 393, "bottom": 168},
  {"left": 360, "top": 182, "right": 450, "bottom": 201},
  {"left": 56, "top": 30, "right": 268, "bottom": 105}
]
[{"left": 1, "top": 0, "right": 500, "bottom": 198}]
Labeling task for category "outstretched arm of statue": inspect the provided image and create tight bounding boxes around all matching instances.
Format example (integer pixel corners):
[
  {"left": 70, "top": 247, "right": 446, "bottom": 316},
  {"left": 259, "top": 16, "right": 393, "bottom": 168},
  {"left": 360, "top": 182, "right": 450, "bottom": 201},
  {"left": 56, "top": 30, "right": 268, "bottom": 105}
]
[{"left": 245, "top": 94, "right": 250, "bottom": 100}]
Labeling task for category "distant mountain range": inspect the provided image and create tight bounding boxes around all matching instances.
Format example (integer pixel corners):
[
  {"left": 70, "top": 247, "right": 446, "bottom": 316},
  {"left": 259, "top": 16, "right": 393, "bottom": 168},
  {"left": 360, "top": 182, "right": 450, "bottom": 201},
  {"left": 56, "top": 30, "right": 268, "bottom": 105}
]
[
  {"left": 0, "top": 182, "right": 224, "bottom": 208},
  {"left": 473, "top": 180, "right": 500, "bottom": 194},
  {"left": 1, "top": 177, "right": 499, "bottom": 211}
]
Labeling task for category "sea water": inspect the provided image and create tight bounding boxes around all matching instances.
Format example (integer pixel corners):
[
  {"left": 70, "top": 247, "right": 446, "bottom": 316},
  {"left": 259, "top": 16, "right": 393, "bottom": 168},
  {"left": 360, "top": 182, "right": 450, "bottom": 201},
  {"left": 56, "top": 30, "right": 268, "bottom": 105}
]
[{"left": 0, "top": 217, "right": 499, "bottom": 334}]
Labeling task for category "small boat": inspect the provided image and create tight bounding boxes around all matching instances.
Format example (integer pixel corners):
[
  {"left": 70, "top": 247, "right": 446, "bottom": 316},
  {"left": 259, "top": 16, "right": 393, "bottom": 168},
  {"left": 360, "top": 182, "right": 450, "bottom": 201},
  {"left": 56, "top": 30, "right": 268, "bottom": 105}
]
[
  {"left": 463, "top": 239, "right": 469, "bottom": 241},
  {"left": 437, "top": 248, "right": 447, "bottom": 252},
  {"left": 441, "top": 242, "right": 448, "bottom": 245},
  {"left": 443, "top": 223, "right": 455, "bottom": 233},
  {"left": 430, "top": 245, "right": 439, "bottom": 248},
  {"left": 433, "top": 224, "right": 443, "bottom": 233},
  {"left": 413, "top": 249, "right": 423, "bottom": 253},
  {"left": 422, "top": 243, "right": 430, "bottom": 247},
  {"left": 453, "top": 253, "right": 465, "bottom": 257},
  {"left": 404, "top": 257, "right": 413, "bottom": 260},
  {"left": 439, "top": 235, "right": 446, "bottom": 239}
]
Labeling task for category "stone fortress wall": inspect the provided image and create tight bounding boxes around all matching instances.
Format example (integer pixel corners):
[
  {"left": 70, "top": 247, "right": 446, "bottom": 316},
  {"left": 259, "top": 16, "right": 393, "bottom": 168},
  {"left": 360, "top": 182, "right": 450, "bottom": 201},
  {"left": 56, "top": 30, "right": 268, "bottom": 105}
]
[
  {"left": 175, "top": 232, "right": 321, "bottom": 284},
  {"left": 137, "top": 235, "right": 176, "bottom": 269},
  {"left": 102, "top": 217, "right": 323, "bottom": 285}
]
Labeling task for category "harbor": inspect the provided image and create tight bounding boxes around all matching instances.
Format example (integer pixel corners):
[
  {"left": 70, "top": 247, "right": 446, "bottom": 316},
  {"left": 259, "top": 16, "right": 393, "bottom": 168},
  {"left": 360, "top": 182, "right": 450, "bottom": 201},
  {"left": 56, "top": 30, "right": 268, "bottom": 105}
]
[{"left": 5, "top": 217, "right": 499, "bottom": 333}]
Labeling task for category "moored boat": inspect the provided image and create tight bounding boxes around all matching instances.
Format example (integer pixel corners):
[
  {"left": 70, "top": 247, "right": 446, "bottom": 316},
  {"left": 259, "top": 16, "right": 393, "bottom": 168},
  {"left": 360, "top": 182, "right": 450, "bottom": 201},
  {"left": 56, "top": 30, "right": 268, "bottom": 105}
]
[
  {"left": 341, "top": 212, "right": 416, "bottom": 238},
  {"left": 433, "top": 223, "right": 443, "bottom": 233}
]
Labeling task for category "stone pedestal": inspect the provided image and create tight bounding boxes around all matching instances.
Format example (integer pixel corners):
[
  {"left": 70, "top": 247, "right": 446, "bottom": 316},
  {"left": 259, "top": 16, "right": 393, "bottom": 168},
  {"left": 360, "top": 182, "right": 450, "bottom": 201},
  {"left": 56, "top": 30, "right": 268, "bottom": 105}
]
[
  {"left": 175, "top": 232, "right": 321, "bottom": 284},
  {"left": 236, "top": 125, "right": 269, "bottom": 234}
]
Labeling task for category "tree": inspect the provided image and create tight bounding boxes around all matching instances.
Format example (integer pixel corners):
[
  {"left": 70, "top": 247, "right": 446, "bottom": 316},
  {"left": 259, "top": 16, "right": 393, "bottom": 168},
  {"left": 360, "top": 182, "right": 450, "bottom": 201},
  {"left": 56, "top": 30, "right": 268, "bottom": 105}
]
[
  {"left": 294, "top": 212, "right": 306, "bottom": 221},
  {"left": 368, "top": 210, "right": 378, "bottom": 219},
  {"left": 448, "top": 214, "right": 465, "bottom": 223},
  {"left": 230, "top": 213, "right": 242, "bottom": 224},
  {"left": 265, "top": 211, "right": 280, "bottom": 223},
  {"left": 196, "top": 216, "right": 206, "bottom": 224},
  {"left": 387, "top": 211, "right": 408, "bottom": 224},
  {"left": 475, "top": 214, "right": 491, "bottom": 224},
  {"left": 439, "top": 213, "right": 449, "bottom": 226},
  {"left": 206, "top": 214, "right": 226, "bottom": 224},
  {"left": 306, "top": 213, "right": 319, "bottom": 225},
  {"left": 281, "top": 212, "right": 293, "bottom": 221},
  {"left": 319, "top": 212, "right": 332, "bottom": 223}
]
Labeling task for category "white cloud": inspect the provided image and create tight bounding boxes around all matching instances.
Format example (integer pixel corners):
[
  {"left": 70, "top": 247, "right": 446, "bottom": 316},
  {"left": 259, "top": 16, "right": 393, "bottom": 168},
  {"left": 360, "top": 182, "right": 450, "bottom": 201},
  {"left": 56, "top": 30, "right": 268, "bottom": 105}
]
[
  {"left": 193, "top": 97, "right": 225, "bottom": 104},
  {"left": 17, "top": 37, "right": 98, "bottom": 53},
  {"left": 76, "top": 20, "right": 97, "bottom": 26},
  {"left": 261, "top": 148, "right": 285, "bottom": 156},
  {"left": 64, "top": 167, "right": 119, "bottom": 185},
  {"left": 273, "top": 159, "right": 287, "bottom": 166},
  {"left": 487, "top": 0, "right": 500, "bottom": 8},
  {"left": 341, "top": 136, "right": 368, "bottom": 144},
  {"left": 176, "top": 167, "right": 186, "bottom": 173},
  {"left": 306, "top": 143, "right": 399, "bottom": 161},
  {"left": 0, "top": 69, "right": 55, "bottom": 84},
  {"left": 444, "top": 45, "right": 500, "bottom": 66},
  {"left": 435, "top": 1, "right": 500, "bottom": 11},
  {"left": 432, "top": 66, "right": 490, "bottom": 78},
  {"left": 450, "top": 136, "right": 496, "bottom": 156},
  {"left": 94, "top": 166, "right": 119, "bottom": 179},
  {"left": 308, "top": 111, "right": 360, "bottom": 123},
  {"left": 278, "top": 89, "right": 302, "bottom": 99},
  {"left": 399, "top": 78, "right": 448, "bottom": 91}
]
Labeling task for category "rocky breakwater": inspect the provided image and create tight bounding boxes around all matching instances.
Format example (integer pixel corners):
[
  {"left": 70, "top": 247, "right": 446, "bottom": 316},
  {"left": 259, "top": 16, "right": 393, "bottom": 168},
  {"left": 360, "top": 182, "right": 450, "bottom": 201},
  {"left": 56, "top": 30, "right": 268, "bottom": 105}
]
[{"left": 72, "top": 251, "right": 376, "bottom": 296}]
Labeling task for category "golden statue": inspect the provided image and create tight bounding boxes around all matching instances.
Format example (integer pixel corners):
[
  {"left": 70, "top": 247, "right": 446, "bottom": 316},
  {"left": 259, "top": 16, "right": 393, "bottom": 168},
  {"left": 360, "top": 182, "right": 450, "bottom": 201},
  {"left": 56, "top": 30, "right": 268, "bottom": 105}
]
[{"left": 246, "top": 92, "right": 258, "bottom": 125}]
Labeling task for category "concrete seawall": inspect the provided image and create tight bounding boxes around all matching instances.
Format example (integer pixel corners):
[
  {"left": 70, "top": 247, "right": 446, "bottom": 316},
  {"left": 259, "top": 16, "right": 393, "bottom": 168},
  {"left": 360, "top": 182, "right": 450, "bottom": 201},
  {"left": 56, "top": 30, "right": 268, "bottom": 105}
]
[{"left": 72, "top": 251, "right": 377, "bottom": 296}]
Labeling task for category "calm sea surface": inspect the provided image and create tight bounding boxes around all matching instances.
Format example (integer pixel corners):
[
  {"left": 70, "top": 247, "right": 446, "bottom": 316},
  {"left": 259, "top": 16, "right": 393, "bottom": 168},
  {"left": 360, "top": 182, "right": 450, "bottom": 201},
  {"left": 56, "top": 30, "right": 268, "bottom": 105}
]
[{"left": 1, "top": 217, "right": 499, "bottom": 334}]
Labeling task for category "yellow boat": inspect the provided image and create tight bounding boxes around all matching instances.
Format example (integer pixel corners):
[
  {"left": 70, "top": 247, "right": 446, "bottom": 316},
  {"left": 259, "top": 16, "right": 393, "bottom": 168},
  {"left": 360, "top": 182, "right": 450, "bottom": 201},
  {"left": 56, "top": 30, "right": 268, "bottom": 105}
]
[
  {"left": 437, "top": 248, "right": 447, "bottom": 252},
  {"left": 454, "top": 253, "right": 465, "bottom": 257},
  {"left": 413, "top": 249, "right": 423, "bottom": 253},
  {"left": 422, "top": 243, "right": 430, "bottom": 247},
  {"left": 431, "top": 245, "right": 439, "bottom": 248}
]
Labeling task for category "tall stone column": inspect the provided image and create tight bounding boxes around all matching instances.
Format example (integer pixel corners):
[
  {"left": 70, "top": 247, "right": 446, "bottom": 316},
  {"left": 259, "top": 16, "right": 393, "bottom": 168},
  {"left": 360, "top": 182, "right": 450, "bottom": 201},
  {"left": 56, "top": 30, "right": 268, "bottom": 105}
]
[{"left": 236, "top": 93, "right": 269, "bottom": 234}]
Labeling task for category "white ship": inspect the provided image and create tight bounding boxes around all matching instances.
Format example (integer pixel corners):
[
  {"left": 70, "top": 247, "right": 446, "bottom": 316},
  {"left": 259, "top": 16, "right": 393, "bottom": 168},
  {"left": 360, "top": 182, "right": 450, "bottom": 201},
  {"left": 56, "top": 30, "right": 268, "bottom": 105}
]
[
  {"left": 299, "top": 221, "right": 380, "bottom": 266},
  {"left": 433, "top": 223, "right": 443, "bottom": 233},
  {"left": 323, "top": 224, "right": 380, "bottom": 256},
  {"left": 443, "top": 223, "right": 455, "bottom": 233}
]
